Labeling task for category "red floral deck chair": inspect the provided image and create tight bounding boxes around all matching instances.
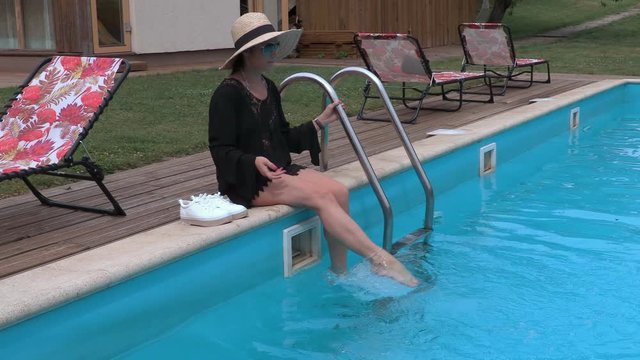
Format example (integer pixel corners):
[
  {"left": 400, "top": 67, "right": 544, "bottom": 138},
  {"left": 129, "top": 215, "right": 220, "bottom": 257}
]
[
  {"left": 354, "top": 33, "right": 494, "bottom": 124},
  {"left": 0, "top": 56, "right": 130, "bottom": 216},
  {"left": 458, "top": 23, "right": 551, "bottom": 95}
]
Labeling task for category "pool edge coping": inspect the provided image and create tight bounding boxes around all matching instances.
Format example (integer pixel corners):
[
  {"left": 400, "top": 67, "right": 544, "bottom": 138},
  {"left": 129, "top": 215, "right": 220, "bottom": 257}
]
[{"left": 0, "top": 79, "right": 636, "bottom": 329}]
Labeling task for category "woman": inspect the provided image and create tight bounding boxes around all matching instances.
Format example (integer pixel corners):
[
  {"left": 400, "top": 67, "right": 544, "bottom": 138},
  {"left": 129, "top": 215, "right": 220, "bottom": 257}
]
[{"left": 209, "top": 13, "right": 418, "bottom": 287}]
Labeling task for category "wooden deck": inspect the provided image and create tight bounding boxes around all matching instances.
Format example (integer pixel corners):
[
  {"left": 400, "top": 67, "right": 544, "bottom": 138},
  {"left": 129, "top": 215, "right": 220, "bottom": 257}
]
[{"left": 0, "top": 77, "right": 592, "bottom": 279}]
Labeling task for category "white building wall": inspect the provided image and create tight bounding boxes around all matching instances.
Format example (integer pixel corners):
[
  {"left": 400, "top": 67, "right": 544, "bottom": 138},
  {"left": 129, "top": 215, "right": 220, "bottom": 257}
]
[
  {"left": 262, "top": 0, "right": 279, "bottom": 30},
  {"left": 129, "top": 0, "right": 239, "bottom": 54}
]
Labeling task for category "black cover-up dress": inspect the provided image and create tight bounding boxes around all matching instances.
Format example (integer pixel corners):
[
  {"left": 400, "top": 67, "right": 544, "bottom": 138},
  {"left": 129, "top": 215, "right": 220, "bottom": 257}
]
[{"left": 208, "top": 77, "right": 321, "bottom": 208}]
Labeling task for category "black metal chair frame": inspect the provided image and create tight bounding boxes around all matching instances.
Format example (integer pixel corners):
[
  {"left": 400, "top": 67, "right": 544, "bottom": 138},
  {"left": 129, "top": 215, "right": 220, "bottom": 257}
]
[
  {"left": 0, "top": 57, "right": 131, "bottom": 216},
  {"left": 458, "top": 23, "right": 551, "bottom": 96},
  {"left": 354, "top": 33, "right": 494, "bottom": 124}
]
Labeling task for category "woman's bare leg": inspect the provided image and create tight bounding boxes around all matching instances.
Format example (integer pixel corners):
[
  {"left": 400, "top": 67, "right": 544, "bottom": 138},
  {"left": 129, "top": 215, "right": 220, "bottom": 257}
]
[
  {"left": 254, "top": 175, "right": 378, "bottom": 255},
  {"left": 296, "top": 170, "right": 349, "bottom": 274},
  {"left": 253, "top": 171, "right": 418, "bottom": 287}
]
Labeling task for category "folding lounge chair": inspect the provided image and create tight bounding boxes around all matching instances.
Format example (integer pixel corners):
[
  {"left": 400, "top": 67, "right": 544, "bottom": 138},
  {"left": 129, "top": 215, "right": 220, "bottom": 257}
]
[
  {"left": 0, "top": 56, "right": 130, "bottom": 216},
  {"left": 354, "top": 32, "right": 494, "bottom": 124},
  {"left": 458, "top": 23, "right": 551, "bottom": 95}
]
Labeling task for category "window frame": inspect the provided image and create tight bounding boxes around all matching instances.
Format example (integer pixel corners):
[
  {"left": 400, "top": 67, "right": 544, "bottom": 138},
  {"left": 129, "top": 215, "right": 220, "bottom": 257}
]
[
  {"left": 90, "top": 0, "right": 131, "bottom": 54},
  {"left": 1, "top": 0, "right": 56, "bottom": 50}
]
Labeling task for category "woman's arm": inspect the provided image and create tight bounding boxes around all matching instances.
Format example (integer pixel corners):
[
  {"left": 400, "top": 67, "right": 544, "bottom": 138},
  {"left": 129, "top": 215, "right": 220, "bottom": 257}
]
[{"left": 208, "top": 87, "right": 258, "bottom": 185}]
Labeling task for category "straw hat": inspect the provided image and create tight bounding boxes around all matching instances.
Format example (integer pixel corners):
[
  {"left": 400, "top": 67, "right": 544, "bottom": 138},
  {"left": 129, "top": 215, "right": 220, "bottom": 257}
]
[{"left": 220, "top": 12, "right": 302, "bottom": 70}]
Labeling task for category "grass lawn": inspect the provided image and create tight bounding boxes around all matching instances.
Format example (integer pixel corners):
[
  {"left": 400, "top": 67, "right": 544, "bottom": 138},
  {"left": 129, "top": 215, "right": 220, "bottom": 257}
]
[
  {"left": 503, "top": 0, "right": 640, "bottom": 38},
  {"left": 433, "top": 12, "right": 640, "bottom": 75},
  {"left": 516, "top": 13, "right": 640, "bottom": 75},
  {"left": 2, "top": 11, "right": 640, "bottom": 198}
]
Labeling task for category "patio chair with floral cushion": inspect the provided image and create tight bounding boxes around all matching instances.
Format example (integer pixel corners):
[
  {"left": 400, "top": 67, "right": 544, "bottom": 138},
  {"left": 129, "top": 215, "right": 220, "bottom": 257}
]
[
  {"left": 458, "top": 23, "right": 551, "bottom": 95},
  {"left": 0, "top": 56, "right": 130, "bottom": 215},
  {"left": 354, "top": 32, "right": 494, "bottom": 124}
]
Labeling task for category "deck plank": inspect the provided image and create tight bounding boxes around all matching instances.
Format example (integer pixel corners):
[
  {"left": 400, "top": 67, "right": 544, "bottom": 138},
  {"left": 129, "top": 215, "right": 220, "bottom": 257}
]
[{"left": 0, "top": 79, "right": 592, "bottom": 278}]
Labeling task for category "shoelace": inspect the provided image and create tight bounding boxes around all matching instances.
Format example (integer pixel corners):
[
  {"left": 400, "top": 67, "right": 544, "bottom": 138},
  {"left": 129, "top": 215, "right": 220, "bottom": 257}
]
[{"left": 191, "top": 193, "right": 232, "bottom": 206}]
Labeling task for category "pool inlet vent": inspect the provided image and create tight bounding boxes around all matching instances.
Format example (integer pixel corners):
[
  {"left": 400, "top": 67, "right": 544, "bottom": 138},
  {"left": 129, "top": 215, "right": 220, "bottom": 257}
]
[
  {"left": 570, "top": 107, "right": 580, "bottom": 130},
  {"left": 479, "top": 143, "right": 497, "bottom": 176},
  {"left": 283, "top": 217, "right": 322, "bottom": 277}
]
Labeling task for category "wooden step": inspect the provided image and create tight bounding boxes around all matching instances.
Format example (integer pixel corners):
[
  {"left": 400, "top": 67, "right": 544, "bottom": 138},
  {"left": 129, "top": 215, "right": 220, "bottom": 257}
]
[
  {"left": 128, "top": 60, "right": 148, "bottom": 72},
  {"left": 298, "top": 31, "right": 359, "bottom": 59},
  {"left": 299, "top": 30, "right": 356, "bottom": 44}
]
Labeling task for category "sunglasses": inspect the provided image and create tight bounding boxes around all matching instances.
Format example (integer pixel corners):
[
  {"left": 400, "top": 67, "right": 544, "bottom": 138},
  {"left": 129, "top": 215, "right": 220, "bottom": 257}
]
[{"left": 261, "top": 42, "right": 280, "bottom": 57}]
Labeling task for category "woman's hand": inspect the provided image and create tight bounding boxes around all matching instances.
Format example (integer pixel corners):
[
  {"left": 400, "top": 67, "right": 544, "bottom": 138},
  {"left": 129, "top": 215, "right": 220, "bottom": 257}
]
[
  {"left": 316, "top": 100, "right": 345, "bottom": 127},
  {"left": 255, "top": 156, "right": 286, "bottom": 180}
]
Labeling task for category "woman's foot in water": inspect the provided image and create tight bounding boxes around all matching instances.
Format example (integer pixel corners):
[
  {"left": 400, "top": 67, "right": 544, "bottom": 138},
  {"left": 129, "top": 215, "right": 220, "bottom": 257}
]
[
  {"left": 368, "top": 249, "right": 419, "bottom": 287},
  {"left": 329, "top": 263, "right": 347, "bottom": 275}
]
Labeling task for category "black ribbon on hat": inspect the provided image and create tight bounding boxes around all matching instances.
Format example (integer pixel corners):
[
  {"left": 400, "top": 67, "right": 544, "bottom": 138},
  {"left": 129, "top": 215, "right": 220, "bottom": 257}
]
[{"left": 234, "top": 24, "right": 276, "bottom": 50}]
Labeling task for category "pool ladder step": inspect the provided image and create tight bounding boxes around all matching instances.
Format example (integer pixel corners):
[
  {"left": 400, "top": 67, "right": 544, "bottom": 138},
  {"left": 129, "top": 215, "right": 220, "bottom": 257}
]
[
  {"left": 392, "top": 228, "right": 432, "bottom": 254},
  {"left": 279, "top": 67, "right": 435, "bottom": 254}
]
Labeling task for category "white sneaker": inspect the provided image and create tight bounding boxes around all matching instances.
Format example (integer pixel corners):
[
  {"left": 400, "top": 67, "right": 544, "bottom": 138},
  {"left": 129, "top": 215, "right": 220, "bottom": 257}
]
[
  {"left": 179, "top": 197, "right": 233, "bottom": 227},
  {"left": 192, "top": 193, "right": 248, "bottom": 220}
]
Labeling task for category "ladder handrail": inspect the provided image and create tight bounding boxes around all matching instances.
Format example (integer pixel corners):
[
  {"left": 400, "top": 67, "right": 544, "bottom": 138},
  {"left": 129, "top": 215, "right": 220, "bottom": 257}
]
[
  {"left": 328, "top": 67, "right": 435, "bottom": 240},
  {"left": 279, "top": 72, "right": 394, "bottom": 251}
]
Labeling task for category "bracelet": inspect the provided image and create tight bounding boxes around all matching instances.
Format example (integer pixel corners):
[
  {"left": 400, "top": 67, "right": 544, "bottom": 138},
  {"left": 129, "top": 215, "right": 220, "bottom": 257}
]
[{"left": 313, "top": 117, "right": 324, "bottom": 131}]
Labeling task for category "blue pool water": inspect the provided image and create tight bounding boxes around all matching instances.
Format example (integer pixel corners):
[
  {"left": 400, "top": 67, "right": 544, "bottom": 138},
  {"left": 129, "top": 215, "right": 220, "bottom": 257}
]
[
  {"left": 1, "top": 83, "right": 640, "bottom": 359},
  {"left": 119, "top": 110, "right": 640, "bottom": 359}
]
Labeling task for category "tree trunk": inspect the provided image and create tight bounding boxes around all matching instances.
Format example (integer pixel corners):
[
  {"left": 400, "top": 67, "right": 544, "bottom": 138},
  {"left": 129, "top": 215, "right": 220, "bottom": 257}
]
[
  {"left": 488, "top": 0, "right": 514, "bottom": 22},
  {"left": 476, "top": 0, "right": 492, "bottom": 22}
]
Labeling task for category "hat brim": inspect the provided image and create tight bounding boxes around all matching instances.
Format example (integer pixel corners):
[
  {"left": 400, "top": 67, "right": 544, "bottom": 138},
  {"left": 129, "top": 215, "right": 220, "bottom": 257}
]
[{"left": 220, "top": 29, "right": 302, "bottom": 70}]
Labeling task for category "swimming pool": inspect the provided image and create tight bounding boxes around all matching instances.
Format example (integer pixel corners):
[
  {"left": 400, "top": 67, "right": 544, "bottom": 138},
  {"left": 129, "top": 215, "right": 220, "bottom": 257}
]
[{"left": 1, "top": 82, "right": 639, "bottom": 359}]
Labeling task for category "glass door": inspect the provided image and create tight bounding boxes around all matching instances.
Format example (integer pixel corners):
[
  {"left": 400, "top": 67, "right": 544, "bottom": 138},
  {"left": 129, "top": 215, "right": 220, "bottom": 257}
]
[
  {"left": 90, "top": 0, "right": 131, "bottom": 53},
  {"left": 0, "top": 0, "right": 55, "bottom": 50}
]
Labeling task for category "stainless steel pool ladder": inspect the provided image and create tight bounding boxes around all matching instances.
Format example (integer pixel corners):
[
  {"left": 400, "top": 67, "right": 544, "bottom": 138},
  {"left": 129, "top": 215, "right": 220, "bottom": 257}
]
[{"left": 279, "top": 67, "right": 434, "bottom": 253}]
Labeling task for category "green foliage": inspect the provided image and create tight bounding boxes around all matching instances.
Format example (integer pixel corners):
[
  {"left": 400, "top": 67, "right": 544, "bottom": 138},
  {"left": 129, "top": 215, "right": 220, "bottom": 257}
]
[
  {"left": 509, "top": 0, "right": 623, "bottom": 9},
  {"left": 335, "top": 51, "right": 350, "bottom": 59}
]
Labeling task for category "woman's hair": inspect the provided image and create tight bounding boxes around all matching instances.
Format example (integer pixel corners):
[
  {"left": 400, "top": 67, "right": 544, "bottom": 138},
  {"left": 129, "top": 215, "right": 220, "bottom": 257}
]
[{"left": 231, "top": 54, "right": 245, "bottom": 73}]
